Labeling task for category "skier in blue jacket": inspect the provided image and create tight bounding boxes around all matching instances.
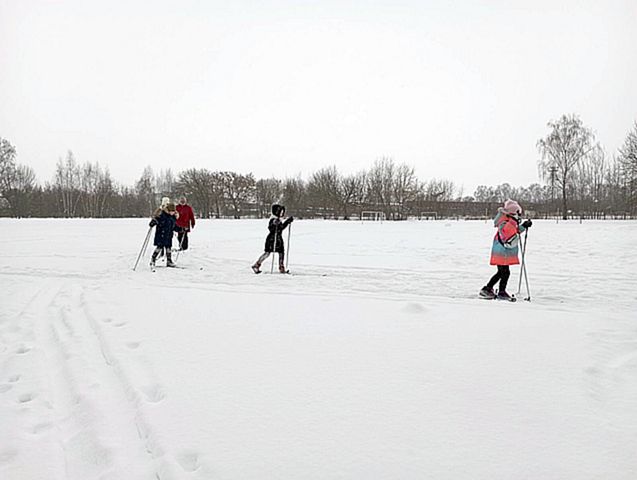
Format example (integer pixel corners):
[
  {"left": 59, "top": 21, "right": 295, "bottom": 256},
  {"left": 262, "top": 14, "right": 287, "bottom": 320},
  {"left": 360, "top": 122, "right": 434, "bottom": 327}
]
[{"left": 149, "top": 202, "right": 180, "bottom": 268}]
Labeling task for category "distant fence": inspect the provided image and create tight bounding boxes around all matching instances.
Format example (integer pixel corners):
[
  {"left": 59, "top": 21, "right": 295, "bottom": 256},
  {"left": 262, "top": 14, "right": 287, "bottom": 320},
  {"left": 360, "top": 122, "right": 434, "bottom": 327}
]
[{"left": 2, "top": 196, "right": 635, "bottom": 220}]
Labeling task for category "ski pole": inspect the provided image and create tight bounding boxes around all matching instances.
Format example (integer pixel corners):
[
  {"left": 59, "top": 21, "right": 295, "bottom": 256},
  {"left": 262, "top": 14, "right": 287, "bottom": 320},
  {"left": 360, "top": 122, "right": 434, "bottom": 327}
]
[
  {"left": 270, "top": 224, "right": 277, "bottom": 274},
  {"left": 175, "top": 229, "right": 186, "bottom": 263},
  {"left": 517, "top": 234, "right": 525, "bottom": 296},
  {"left": 522, "top": 230, "right": 531, "bottom": 301},
  {"left": 133, "top": 226, "right": 153, "bottom": 271},
  {"left": 285, "top": 223, "right": 291, "bottom": 271},
  {"left": 517, "top": 230, "right": 531, "bottom": 301}
]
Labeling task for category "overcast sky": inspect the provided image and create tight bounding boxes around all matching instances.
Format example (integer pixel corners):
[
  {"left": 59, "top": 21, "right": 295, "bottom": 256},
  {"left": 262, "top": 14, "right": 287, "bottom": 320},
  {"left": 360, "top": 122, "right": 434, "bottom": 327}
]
[{"left": 1, "top": 0, "right": 635, "bottom": 193}]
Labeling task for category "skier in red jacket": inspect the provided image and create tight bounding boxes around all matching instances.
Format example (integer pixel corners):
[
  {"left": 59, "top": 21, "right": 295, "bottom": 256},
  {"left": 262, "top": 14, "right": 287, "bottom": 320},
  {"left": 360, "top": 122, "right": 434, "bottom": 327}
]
[{"left": 175, "top": 196, "right": 196, "bottom": 251}]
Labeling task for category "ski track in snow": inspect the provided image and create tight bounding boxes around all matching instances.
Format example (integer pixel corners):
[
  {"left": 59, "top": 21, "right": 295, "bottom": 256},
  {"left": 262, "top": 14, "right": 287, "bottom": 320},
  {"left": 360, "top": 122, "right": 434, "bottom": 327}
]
[
  {"left": 0, "top": 278, "right": 214, "bottom": 479},
  {"left": 1, "top": 219, "right": 636, "bottom": 479}
]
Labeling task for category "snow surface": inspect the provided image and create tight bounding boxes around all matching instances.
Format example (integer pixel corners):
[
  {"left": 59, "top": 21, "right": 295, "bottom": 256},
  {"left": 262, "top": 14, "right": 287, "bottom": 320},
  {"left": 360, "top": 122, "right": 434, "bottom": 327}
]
[{"left": 1, "top": 218, "right": 636, "bottom": 480}]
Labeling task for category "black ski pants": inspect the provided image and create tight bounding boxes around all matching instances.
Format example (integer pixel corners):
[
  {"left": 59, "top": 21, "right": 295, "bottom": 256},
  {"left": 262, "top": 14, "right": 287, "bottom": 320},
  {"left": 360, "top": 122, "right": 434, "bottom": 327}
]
[
  {"left": 487, "top": 265, "right": 510, "bottom": 292},
  {"left": 151, "top": 246, "right": 172, "bottom": 262}
]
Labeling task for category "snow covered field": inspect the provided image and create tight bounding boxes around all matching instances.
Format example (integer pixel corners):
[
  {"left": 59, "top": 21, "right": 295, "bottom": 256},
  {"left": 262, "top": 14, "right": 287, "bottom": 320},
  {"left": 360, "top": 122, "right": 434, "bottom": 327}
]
[{"left": 1, "top": 218, "right": 636, "bottom": 480}]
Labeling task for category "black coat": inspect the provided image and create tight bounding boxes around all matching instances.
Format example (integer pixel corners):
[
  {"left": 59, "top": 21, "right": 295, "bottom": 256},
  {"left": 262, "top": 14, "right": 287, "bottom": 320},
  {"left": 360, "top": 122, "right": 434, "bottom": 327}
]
[
  {"left": 153, "top": 211, "right": 179, "bottom": 247},
  {"left": 264, "top": 217, "right": 292, "bottom": 253}
]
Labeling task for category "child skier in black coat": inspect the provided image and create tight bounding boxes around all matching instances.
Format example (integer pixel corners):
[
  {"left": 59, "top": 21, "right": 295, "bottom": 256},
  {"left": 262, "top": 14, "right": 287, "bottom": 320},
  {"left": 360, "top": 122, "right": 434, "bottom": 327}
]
[
  {"left": 149, "top": 202, "right": 181, "bottom": 268},
  {"left": 252, "top": 204, "right": 294, "bottom": 273}
]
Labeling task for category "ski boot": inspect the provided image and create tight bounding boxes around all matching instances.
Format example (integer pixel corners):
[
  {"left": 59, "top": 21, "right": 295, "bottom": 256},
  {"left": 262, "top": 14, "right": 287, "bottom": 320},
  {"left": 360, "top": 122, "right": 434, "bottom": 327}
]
[
  {"left": 150, "top": 251, "right": 158, "bottom": 270},
  {"left": 251, "top": 263, "right": 262, "bottom": 274},
  {"left": 166, "top": 252, "right": 176, "bottom": 268},
  {"left": 479, "top": 286, "right": 496, "bottom": 299},
  {"left": 496, "top": 290, "right": 516, "bottom": 302},
  {"left": 279, "top": 265, "right": 289, "bottom": 274}
]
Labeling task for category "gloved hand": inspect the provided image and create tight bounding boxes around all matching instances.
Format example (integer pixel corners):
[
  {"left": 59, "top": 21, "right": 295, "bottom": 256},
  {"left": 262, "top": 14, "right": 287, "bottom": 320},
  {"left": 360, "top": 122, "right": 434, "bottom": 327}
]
[
  {"left": 149, "top": 218, "right": 158, "bottom": 227},
  {"left": 289, "top": 216, "right": 294, "bottom": 223},
  {"left": 522, "top": 219, "right": 533, "bottom": 229}
]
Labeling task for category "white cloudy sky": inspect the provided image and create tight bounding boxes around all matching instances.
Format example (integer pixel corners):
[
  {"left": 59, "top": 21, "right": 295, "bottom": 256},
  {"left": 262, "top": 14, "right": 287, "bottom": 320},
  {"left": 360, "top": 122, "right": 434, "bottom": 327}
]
[{"left": 1, "top": 0, "right": 635, "bottom": 193}]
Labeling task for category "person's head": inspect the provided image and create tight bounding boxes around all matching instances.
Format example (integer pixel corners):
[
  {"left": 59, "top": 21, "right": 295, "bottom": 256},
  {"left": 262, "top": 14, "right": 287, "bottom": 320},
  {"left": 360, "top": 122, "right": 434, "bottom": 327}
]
[
  {"left": 165, "top": 202, "right": 177, "bottom": 214},
  {"left": 179, "top": 196, "right": 187, "bottom": 205},
  {"left": 271, "top": 203, "right": 285, "bottom": 217},
  {"left": 502, "top": 199, "right": 522, "bottom": 218},
  {"left": 161, "top": 196, "right": 171, "bottom": 208}
]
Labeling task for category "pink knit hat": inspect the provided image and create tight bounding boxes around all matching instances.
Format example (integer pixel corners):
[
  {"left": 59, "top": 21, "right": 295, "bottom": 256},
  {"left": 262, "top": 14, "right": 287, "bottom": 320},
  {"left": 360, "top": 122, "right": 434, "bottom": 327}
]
[{"left": 503, "top": 199, "right": 522, "bottom": 215}]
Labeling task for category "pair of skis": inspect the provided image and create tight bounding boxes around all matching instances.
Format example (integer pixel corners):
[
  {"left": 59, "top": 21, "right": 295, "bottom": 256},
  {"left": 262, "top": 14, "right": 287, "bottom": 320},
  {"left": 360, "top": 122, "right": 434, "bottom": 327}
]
[
  {"left": 479, "top": 290, "right": 517, "bottom": 302},
  {"left": 251, "top": 265, "right": 290, "bottom": 275},
  {"left": 150, "top": 262, "right": 186, "bottom": 273}
]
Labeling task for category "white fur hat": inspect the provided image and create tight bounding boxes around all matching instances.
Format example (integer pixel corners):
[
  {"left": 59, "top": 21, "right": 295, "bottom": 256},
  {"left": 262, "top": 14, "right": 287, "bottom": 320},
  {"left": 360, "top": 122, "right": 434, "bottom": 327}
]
[{"left": 160, "top": 196, "right": 170, "bottom": 208}]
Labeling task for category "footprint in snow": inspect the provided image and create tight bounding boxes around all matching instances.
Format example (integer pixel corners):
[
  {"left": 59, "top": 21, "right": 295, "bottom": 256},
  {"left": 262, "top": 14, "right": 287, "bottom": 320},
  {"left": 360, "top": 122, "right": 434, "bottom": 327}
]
[
  {"left": 141, "top": 384, "right": 166, "bottom": 403},
  {"left": 114, "top": 322, "right": 127, "bottom": 328},
  {"left": 8, "top": 375, "right": 21, "bottom": 383},
  {"left": 32, "top": 422, "right": 53, "bottom": 434},
  {"left": 0, "top": 384, "right": 12, "bottom": 393},
  {"left": 126, "top": 341, "right": 141, "bottom": 349},
  {"left": 16, "top": 345, "right": 31, "bottom": 354},
  {"left": 102, "top": 318, "right": 113, "bottom": 324},
  {"left": 402, "top": 302, "right": 428, "bottom": 314},
  {"left": 18, "top": 393, "right": 35, "bottom": 404},
  {"left": 177, "top": 452, "right": 200, "bottom": 472}
]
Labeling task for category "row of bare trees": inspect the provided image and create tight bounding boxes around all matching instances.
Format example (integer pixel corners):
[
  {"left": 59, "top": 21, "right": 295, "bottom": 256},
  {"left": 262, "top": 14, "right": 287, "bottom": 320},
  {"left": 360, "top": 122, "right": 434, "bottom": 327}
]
[
  {"left": 1, "top": 116, "right": 636, "bottom": 219},
  {"left": 171, "top": 159, "right": 459, "bottom": 220},
  {"left": 536, "top": 115, "right": 637, "bottom": 219},
  {"left": 0, "top": 149, "right": 459, "bottom": 219}
]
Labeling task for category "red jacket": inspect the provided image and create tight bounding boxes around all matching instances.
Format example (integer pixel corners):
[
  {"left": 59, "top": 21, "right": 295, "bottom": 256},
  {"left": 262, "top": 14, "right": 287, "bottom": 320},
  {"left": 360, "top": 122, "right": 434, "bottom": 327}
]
[{"left": 176, "top": 204, "right": 195, "bottom": 229}]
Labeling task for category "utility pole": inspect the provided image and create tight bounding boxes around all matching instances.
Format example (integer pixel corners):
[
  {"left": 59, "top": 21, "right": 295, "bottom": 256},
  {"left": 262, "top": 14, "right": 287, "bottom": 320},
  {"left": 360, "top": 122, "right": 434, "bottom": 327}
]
[{"left": 549, "top": 165, "right": 557, "bottom": 219}]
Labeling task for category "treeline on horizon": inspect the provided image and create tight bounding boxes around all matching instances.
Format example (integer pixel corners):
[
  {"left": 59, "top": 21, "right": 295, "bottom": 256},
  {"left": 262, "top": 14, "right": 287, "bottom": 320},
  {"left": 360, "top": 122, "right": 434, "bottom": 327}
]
[{"left": 1, "top": 114, "right": 636, "bottom": 220}]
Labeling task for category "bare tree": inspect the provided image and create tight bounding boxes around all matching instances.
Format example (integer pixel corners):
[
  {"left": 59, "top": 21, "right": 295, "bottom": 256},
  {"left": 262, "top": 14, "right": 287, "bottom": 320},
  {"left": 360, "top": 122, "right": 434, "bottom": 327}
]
[
  {"left": 0, "top": 137, "right": 17, "bottom": 200},
  {"left": 392, "top": 164, "right": 418, "bottom": 219},
  {"left": 367, "top": 158, "right": 395, "bottom": 218},
  {"left": 423, "top": 179, "right": 455, "bottom": 201},
  {"left": 255, "top": 178, "right": 283, "bottom": 217},
  {"left": 307, "top": 166, "right": 341, "bottom": 218},
  {"left": 155, "top": 169, "right": 176, "bottom": 198},
  {"left": 281, "top": 176, "right": 306, "bottom": 216},
  {"left": 5, "top": 164, "right": 37, "bottom": 217},
  {"left": 537, "top": 114, "right": 596, "bottom": 219},
  {"left": 135, "top": 166, "right": 156, "bottom": 215},
  {"left": 605, "top": 156, "right": 628, "bottom": 215},
  {"left": 618, "top": 121, "right": 637, "bottom": 212},
  {"left": 54, "top": 151, "right": 83, "bottom": 217},
  {"left": 176, "top": 168, "right": 220, "bottom": 218},
  {"left": 573, "top": 144, "right": 606, "bottom": 215},
  {"left": 79, "top": 162, "right": 115, "bottom": 217},
  {"left": 0, "top": 138, "right": 32, "bottom": 216},
  {"left": 473, "top": 185, "right": 496, "bottom": 202},
  {"left": 340, "top": 171, "right": 367, "bottom": 219},
  {"left": 519, "top": 183, "right": 549, "bottom": 205},
  {"left": 220, "top": 171, "right": 256, "bottom": 218}
]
